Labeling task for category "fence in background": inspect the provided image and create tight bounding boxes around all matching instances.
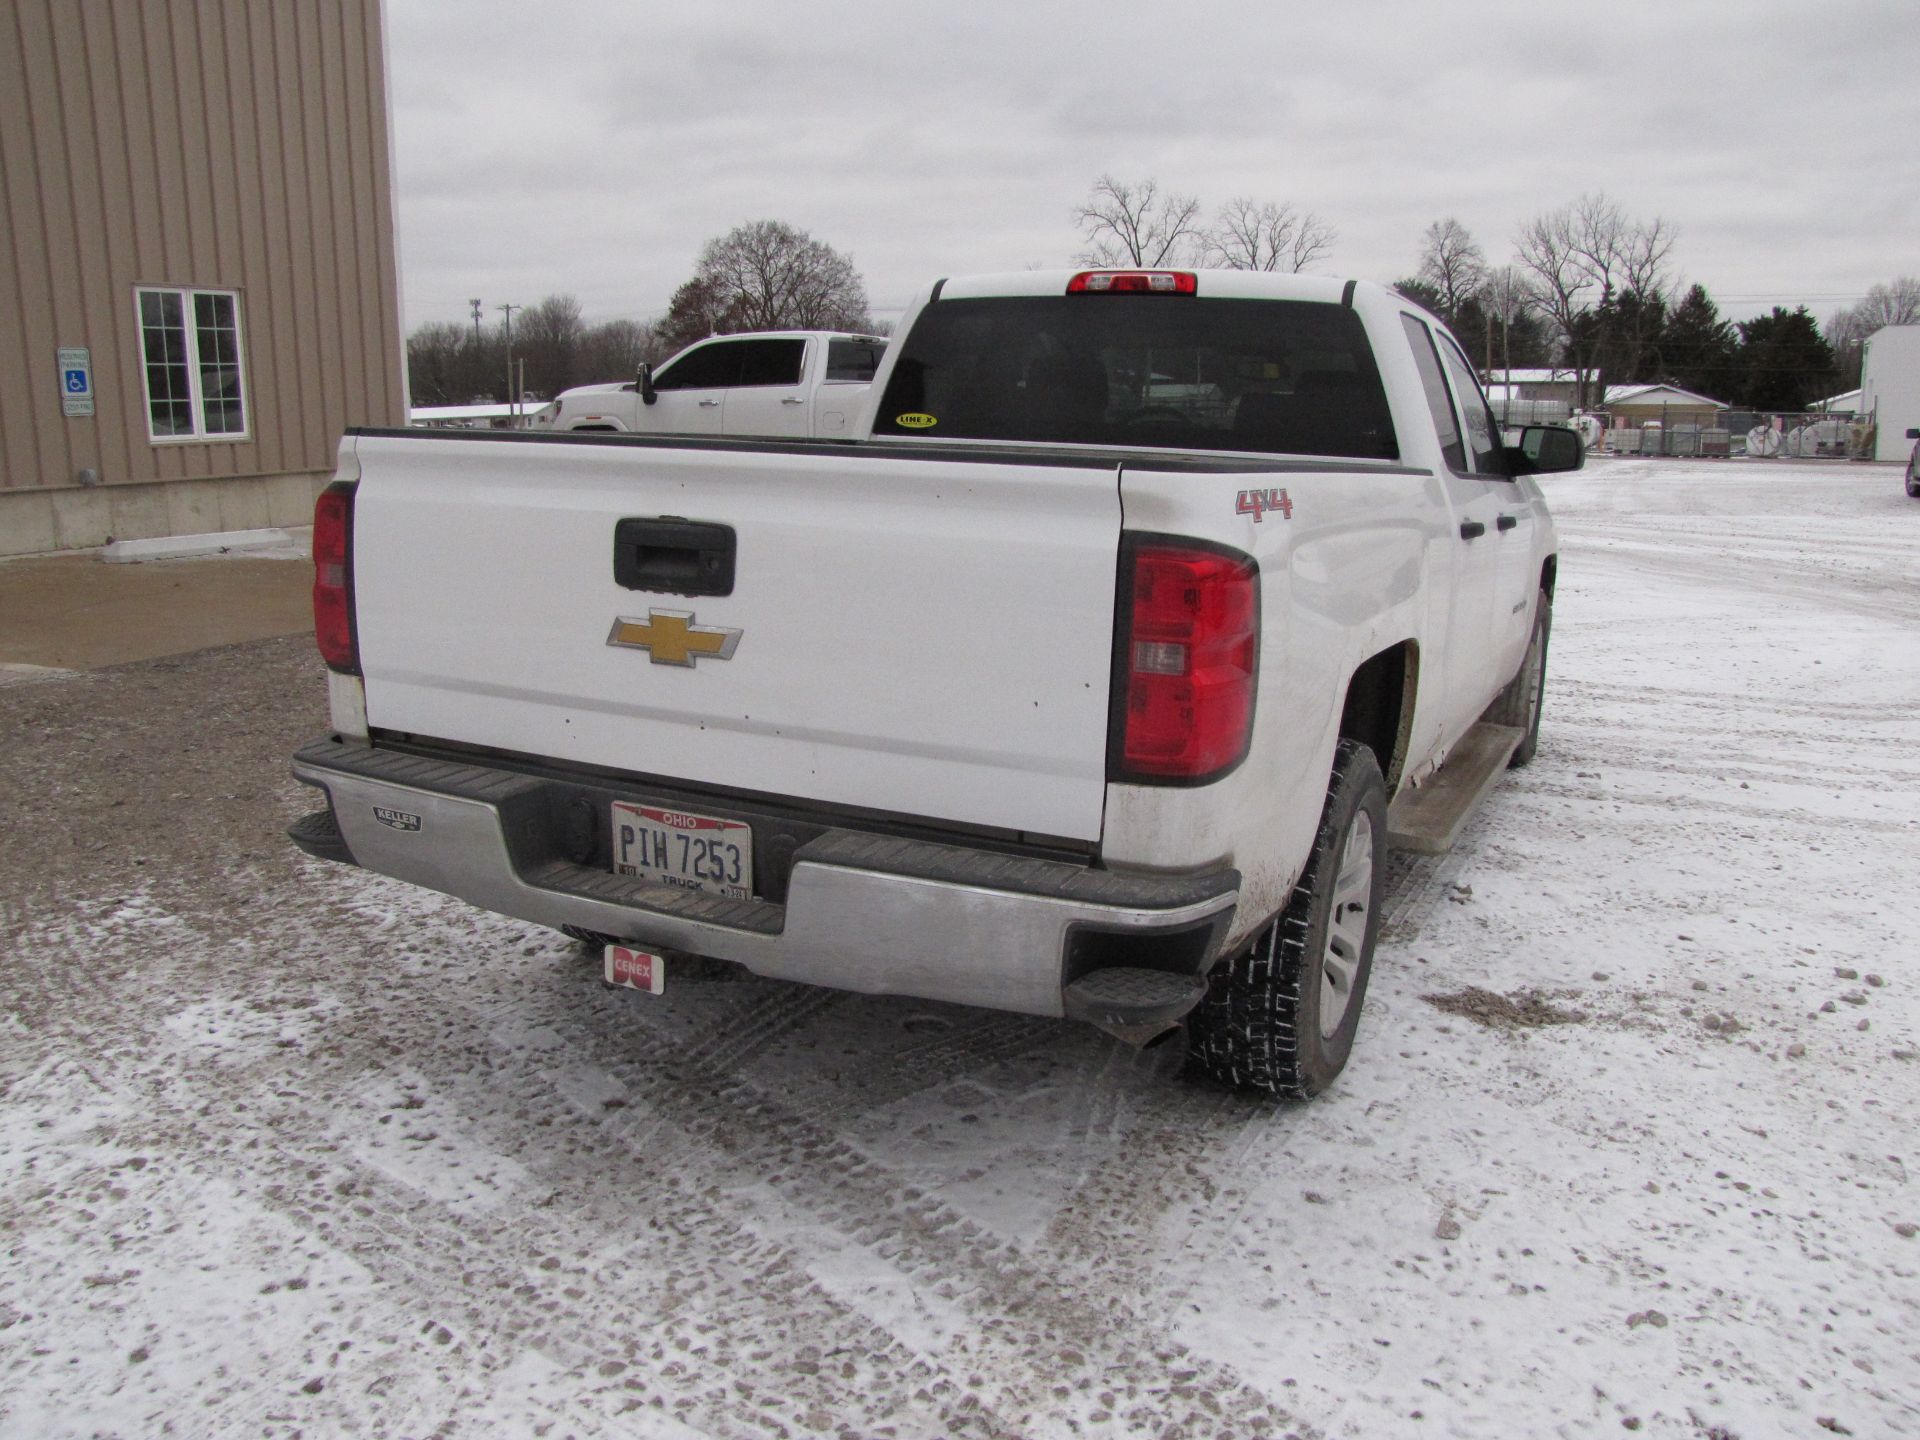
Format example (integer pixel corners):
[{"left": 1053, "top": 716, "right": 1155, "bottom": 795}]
[{"left": 1604, "top": 412, "right": 1874, "bottom": 460}]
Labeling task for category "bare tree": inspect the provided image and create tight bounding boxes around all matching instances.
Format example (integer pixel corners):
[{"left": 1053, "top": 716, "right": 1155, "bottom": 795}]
[
  {"left": 515, "top": 293, "right": 586, "bottom": 399},
  {"left": 1513, "top": 193, "right": 1676, "bottom": 405},
  {"left": 1825, "top": 276, "right": 1920, "bottom": 386},
  {"left": 577, "top": 317, "right": 665, "bottom": 381},
  {"left": 1202, "top": 197, "right": 1335, "bottom": 272},
  {"left": 673, "top": 220, "right": 872, "bottom": 342},
  {"left": 1073, "top": 175, "right": 1202, "bottom": 267},
  {"left": 1416, "top": 219, "right": 1487, "bottom": 321}
]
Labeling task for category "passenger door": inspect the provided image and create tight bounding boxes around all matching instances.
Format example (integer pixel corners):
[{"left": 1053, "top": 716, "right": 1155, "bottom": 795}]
[
  {"left": 719, "top": 338, "right": 811, "bottom": 438},
  {"left": 1401, "top": 315, "right": 1504, "bottom": 742},
  {"left": 1434, "top": 334, "right": 1538, "bottom": 693},
  {"left": 643, "top": 339, "right": 738, "bottom": 434}
]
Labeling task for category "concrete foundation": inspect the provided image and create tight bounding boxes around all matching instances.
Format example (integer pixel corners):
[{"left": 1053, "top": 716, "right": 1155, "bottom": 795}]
[{"left": 0, "top": 471, "right": 330, "bottom": 558}]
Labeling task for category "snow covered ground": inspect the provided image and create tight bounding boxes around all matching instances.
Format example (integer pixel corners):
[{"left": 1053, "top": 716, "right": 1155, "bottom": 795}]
[{"left": 3, "top": 457, "right": 1917, "bottom": 1439}]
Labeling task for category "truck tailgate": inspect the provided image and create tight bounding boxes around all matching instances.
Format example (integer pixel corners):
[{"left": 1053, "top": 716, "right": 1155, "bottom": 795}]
[{"left": 349, "top": 434, "right": 1121, "bottom": 841}]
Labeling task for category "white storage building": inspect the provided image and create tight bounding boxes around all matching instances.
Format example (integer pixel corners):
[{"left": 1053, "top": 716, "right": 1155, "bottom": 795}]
[{"left": 1861, "top": 325, "right": 1920, "bottom": 462}]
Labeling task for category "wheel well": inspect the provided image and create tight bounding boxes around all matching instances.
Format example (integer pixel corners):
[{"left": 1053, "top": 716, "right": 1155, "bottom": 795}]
[{"left": 1339, "top": 641, "right": 1417, "bottom": 795}]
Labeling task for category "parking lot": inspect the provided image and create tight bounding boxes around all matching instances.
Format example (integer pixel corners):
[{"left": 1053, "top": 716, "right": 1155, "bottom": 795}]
[{"left": 2, "top": 458, "right": 1917, "bottom": 1439}]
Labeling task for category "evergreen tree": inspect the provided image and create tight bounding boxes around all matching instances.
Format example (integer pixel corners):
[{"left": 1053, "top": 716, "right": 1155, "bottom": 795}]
[
  {"left": 1658, "top": 285, "right": 1739, "bottom": 400},
  {"left": 1734, "top": 307, "right": 1834, "bottom": 412}
]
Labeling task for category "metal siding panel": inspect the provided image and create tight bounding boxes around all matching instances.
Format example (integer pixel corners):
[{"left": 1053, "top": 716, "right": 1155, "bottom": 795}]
[
  {"left": 135, "top": 2, "right": 189, "bottom": 481},
  {"left": 78, "top": 4, "right": 139, "bottom": 490},
  {"left": 0, "top": 4, "right": 51, "bottom": 492},
  {"left": 317, "top": 3, "right": 367, "bottom": 438},
  {"left": 290, "top": 4, "right": 342, "bottom": 472},
  {"left": 49, "top": 9, "right": 114, "bottom": 492},
  {"left": 190, "top": 0, "right": 245, "bottom": 478},
  {"left": 109, "top": 2, "right": 168, "bottom": 469},
  {"left": 270, "top": 3, "right": 325, "bottom": 472},
  {"left": 339, "top": 0, "right": 389, "bottom": 426},
  {"left": 246, "top": 1, "right": 307, "bottom": 475},
  {"left": 360, "top": 0, "right": 406, "bottom": 423},
  {"left": 213, "top": 0, "right": 277, "bottom": 474},
  {"left": 11, "top": 2, "right": 76, "bottom": 491}
]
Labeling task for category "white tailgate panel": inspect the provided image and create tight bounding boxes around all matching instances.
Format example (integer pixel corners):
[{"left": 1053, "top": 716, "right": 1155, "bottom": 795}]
[{"left": 352, "top": 436, "right": 1120, "bottom": 841}]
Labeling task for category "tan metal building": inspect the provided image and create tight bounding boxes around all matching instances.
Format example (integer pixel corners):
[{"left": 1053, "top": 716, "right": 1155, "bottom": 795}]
[{"left": 0, "top": 0, "right": 405, "bottom": 558}]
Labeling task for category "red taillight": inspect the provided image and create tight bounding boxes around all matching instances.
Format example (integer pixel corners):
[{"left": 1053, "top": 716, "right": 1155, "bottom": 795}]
[
  {"left": 312, "top": 481, "right": 359, "bottom": 674},
  {"left": 1114, "top": 542, "right": 1258, "bottom": 781},
  {"left": 1067, "top": 270, "right": 1198, "bottom": 295}
]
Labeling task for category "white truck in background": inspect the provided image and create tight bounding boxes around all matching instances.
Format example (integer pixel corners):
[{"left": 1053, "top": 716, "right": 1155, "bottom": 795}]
[
  {"left": 291, "top": 268, "right": 1581, "bottom": 1098},
  {"left": 527, "top": 331, "right": 885, "bottom": 439}
]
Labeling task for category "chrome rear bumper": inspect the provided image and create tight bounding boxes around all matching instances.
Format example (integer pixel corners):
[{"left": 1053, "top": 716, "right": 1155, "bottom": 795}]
[{"left": 291, "top": 737, "right": 1238, "bottom": 1019}]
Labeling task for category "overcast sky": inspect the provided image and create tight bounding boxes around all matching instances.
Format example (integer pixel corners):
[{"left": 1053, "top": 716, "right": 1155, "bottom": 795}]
[{"left": 385, "top": 0, "right": 1918, "bottom": 335}]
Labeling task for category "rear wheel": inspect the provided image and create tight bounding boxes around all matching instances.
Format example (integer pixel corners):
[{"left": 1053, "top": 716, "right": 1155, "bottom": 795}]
[
  {"left": 1488, "top": 587, "right": 1552, "bottom": 768},
  {"left": 1184, "top": 740, "right": 1387, "bottom": 1098}
]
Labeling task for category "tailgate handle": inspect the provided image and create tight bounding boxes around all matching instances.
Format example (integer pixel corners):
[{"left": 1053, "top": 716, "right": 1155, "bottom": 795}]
[{"left": 613, "top": 517, "right": 735, "bottom": 597}]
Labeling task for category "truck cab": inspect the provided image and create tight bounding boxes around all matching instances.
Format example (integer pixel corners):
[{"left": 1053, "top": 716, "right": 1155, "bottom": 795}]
[{"left": 529, "top": 331, "right": 885, "bottom": 439}]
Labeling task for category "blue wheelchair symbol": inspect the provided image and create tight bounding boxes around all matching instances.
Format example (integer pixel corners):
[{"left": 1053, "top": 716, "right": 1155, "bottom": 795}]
[{"left": 64, "top": 369, "right": 88, "bottom": 393}]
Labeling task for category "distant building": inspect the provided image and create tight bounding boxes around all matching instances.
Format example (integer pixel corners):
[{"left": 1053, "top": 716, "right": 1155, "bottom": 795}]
[
  {"left": 0, "top": 0, "right": 405, "bottom": 558},
  {"left": 1601, "top": 384, "right": 1727, "bottom": 431},
  {"left": 1860, "top": 325, "right": 1920, "bottom": 462}
]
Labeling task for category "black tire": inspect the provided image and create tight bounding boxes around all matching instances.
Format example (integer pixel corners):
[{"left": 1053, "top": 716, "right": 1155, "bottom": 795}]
[
  {"left": 1184, "top": 740, "right": 1388, "bottom": 1098},
  {"left": 1487, "top": 587, "right": 1552, "bottom": 768}
]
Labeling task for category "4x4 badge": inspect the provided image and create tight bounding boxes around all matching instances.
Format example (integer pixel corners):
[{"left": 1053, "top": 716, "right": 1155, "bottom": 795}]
[
  {"left": 1236, "top": 487, "right": 1293, "bottom": 522},
  {"left": 607, "top": 609, "right": 742, "bottom": 666}
]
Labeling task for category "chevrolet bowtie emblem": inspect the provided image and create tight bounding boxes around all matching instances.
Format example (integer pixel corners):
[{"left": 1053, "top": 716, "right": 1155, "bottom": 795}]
[{"left": 606, "top": 610, "right": 742, "bottom": 666}]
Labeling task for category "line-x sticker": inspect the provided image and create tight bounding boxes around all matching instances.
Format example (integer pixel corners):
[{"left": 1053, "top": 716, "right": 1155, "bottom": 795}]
[{"left": 1236, "top": 487, "right": 1293, "bottom": 522}]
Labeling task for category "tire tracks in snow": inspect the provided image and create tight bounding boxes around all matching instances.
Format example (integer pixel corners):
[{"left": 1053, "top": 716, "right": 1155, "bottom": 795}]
[{"left": 456, "top": 960, "right": 1317, "bottom": 1440}]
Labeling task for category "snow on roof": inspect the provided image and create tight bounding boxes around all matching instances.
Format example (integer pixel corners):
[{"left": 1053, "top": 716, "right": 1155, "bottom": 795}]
[
  {"left": 1486, "top": 368, "right": 1579, "bottom": 385},
  {"left": 1603, "top": 383, "right": 1726, "bottom": 409}
]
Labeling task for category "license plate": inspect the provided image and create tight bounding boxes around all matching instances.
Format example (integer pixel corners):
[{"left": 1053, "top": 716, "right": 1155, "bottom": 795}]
[
  {"left": 610, "top": 801, "right": 753, "bottom": 900},
  {"left": 605, "top": 944, "right": 665, "bottom": 994}
]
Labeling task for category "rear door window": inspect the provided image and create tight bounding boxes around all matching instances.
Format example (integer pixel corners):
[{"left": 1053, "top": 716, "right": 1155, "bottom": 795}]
[
  {"left": 825, "top": 338, "right": 884, "bottom": 383},
  {"left": 873, "top": 296, "right": 1397, "bottom": 459},
  {"left": 655, "top": 340, "right": 743, "bottom": 391},
  {"left": 734, "top": 338, "right": 807, "bottom": 388}
]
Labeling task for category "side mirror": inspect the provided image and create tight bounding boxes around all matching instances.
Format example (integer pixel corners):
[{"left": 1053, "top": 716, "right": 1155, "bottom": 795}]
[
  {"left": 638, "top": 363, "right": 657, "bottom": 406},
  {"left": 1510, "top": 424, "right": 1584, "bottom": 475},
  {"left": 1906, "top": 427, "right": 1919, "bottom": 440}
]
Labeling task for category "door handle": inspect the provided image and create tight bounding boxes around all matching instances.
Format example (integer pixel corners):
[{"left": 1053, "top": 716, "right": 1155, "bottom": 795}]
[
  {"left": 1496, "top": 514, "right": 1518, "bottom": 532},
  {"left": 781, "top": 397, "right": 804, "bottom": 406},
  {"left": 698, "top": 399, "right": 720, "bottom": 407},
  {"left": 1459, "top": 520, "right": 1486, "bottom": 540},
  {"left": 613, "top": 517, "right": 736, "bottom": 597}
]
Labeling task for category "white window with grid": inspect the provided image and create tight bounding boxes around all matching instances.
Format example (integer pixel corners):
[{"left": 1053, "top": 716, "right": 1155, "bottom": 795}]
[{"left": 135, "top": 287, "right": 248, "bottom": 441}]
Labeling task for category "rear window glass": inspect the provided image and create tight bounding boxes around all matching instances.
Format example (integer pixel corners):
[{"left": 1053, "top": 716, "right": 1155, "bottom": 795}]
[
  {"left": 826, "top": 339, "right": 884, "bottom": 383},
  {"left": 872, "top": 296, "right": 1397, "bottom": 459}
]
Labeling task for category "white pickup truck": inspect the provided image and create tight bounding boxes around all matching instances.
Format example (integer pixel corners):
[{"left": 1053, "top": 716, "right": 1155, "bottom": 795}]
[
  {"left": 526, "top": 330, "right": 885, "bottom": 439},
  {"left": 291, "top": 268, "right": 1579, "bottom": 1097}
]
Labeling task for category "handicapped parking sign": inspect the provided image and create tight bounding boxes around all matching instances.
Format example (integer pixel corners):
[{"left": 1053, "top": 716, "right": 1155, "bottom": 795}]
[{"left": 57, "top": 346, "right": 94, "bottom": 416}]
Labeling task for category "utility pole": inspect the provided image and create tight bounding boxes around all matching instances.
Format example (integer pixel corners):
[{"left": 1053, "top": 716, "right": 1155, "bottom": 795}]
[
  {"left": 497, "top": 302, "right": 520, "bottom": 417},
  {"left": 469, "top": 298, "right": 483, "bottom": 346}
]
